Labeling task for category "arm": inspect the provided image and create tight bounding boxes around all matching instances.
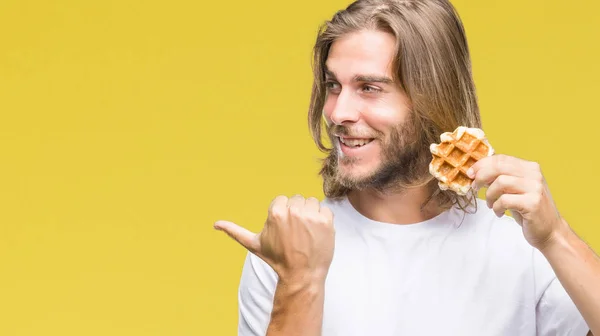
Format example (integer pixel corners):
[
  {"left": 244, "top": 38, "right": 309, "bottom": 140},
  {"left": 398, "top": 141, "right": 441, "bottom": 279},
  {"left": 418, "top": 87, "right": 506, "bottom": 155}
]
[
  {"left": 540, "top": 222, "right": 600, "bottom": 335},
  {"left": 469, "top": 154, "right": 597, "bottom": 335},
  {"left": 217, "top": 195, "right": 334, "bottom": 336},
  {"left": 266, "top": 276, "right": 326, "bottom": 336},
  {"left": 238, "top": 252, "right": 326, "bottom": 336}
]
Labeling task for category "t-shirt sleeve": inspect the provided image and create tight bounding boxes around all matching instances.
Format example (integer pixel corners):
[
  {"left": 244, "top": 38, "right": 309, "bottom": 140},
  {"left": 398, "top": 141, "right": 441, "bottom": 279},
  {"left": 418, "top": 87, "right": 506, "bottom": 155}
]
[
  {"left": 238, "top": 252, "right": 278, "bottom": 336},
  {"left": 534, "top": 250, "right": 590, "bottom": 336}
]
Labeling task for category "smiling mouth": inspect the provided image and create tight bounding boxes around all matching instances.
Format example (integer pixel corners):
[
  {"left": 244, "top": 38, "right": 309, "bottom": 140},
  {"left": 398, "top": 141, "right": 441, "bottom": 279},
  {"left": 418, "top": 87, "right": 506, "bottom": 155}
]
[{"left": 338, "top": 137, "right": 375, "bottom": 148}]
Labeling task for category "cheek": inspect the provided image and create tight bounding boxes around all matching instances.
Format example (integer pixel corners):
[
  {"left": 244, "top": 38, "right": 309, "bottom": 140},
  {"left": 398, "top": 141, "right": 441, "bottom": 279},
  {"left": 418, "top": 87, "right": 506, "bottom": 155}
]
[
  {"left": 367, "top": 93, "right": 411, "bottom": 126},
  {"left": 362, "top": 107, "right": 405, "bottom": 135},
  {"left": 323, "top": 96, "right": 336, "bottom": 119}
]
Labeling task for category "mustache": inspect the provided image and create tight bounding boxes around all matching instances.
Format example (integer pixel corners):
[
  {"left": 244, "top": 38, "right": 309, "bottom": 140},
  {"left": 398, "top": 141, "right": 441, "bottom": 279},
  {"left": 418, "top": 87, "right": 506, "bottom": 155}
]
[{"left": 328, "top": 125, "right": 381, "bottom": 139}]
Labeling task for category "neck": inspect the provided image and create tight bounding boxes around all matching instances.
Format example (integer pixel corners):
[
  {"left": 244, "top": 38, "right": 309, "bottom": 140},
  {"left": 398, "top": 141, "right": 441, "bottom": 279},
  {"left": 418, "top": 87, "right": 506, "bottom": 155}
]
[{"left": 347, "top": 185, "right": 443, "bottom": 225}]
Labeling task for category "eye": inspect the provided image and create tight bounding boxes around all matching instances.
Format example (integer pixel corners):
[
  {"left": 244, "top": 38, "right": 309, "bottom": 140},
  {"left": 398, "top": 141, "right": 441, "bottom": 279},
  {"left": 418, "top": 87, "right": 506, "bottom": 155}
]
[
  {"left": 325, "top": 80, "right": 341, "bottom": 93},
  {"left": 362, "top": 85, "right": 381, "bottom": 93}
]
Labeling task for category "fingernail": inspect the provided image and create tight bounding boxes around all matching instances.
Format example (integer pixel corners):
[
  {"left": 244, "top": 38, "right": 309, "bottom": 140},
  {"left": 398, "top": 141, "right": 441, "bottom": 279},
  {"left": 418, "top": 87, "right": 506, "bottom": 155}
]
[{"left": 467, "top": 168, "right": 474, "bottom": 178}]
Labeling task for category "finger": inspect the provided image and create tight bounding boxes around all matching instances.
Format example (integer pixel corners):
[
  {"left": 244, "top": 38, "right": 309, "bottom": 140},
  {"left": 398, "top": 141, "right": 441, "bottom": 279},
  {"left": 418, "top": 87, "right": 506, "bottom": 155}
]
[
  {"left": 269, "top": 195, "right": 288, "bottom": 212},
  {"left": 214, "top": 220, "right": 260, "bottom": 254},
  {"left": 268, "top": 196, "right": 289, "bottom": 223},
  {"left": 492, "top": 194, "right": 527, "bottom": 218},
  {"left": 319, "top": 205, "right": 334, "bottom": 222},
  {"left": 469, "top": 154, "right": 529, "bottom": 190},
  {"left": 287, "top": 194, "right": 306, "bottom": 209},
  {"left": 305, "top": 197, "right": 321, "bottom": 212},
  {"left": 485, "top": 175, "right": 528, "bottom": 209}
]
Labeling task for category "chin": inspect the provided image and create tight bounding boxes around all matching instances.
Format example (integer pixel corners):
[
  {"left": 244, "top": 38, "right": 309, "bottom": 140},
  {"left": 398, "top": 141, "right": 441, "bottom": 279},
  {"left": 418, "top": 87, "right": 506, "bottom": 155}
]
[{"left": 337, "top": 158, "right": 381, "bottom": 184}]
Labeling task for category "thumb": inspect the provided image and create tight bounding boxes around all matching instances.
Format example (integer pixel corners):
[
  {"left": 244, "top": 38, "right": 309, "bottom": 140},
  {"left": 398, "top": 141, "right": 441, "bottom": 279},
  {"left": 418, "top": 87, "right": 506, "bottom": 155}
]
[{"left": 214, "top": 220, "right": 260, "bottom": 254}]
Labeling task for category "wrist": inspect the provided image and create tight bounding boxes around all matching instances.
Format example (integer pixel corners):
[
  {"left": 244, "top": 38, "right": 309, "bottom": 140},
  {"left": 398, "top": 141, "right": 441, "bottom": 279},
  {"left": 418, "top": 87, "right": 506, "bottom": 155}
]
[
  {"left": 539, "top": 218, "right": 574, "bottom": 255},
  {"left": 278, "top": 270, "right": 328, "bottom": 290}
]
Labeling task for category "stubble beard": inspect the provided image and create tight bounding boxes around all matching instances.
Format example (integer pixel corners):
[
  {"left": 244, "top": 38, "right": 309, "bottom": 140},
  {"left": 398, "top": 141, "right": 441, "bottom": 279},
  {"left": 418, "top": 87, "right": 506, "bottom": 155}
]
[{"left": 326, "top": 116, "right": 432, "bottom": 194}]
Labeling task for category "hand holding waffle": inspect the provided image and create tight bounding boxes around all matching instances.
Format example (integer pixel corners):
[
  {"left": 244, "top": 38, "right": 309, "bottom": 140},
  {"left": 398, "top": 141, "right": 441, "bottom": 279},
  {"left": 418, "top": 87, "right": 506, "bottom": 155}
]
[
  {"left": 430, "top": 127, "right": 568, "bottom": 251},
  {"left": 468, "top": 153, "right": 568, "bottom": 250}
]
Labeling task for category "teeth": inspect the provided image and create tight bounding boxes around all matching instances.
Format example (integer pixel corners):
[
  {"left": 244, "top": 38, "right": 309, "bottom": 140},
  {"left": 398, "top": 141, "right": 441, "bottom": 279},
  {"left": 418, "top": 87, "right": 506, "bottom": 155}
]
[{"left": 340, "top": 137, "right": 373, "bottom": 147}]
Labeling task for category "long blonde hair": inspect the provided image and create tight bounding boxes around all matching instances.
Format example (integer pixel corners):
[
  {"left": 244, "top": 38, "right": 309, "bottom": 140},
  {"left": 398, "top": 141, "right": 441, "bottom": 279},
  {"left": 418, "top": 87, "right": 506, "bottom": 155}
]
[{"left": 308, "top": 0, "right": 482, "bottom": 212}]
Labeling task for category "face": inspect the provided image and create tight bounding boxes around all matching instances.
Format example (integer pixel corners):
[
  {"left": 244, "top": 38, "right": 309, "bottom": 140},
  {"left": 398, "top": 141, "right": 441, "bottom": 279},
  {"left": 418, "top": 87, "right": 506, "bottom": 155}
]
[{"left": 323, "top": 29, "right": 423, "bottom": 192}]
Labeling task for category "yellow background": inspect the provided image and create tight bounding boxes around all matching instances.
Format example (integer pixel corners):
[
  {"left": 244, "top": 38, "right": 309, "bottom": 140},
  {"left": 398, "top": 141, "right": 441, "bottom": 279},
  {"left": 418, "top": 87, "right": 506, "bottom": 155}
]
[{"left": 0, "top": 0, "right": 598, "bottom": 334}]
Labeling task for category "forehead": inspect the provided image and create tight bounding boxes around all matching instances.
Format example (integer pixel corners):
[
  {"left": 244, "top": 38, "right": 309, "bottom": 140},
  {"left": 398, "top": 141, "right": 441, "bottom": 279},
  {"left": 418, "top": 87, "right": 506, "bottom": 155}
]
[{"left": 325, "top": 29, "right": 397, "bottom": 78}]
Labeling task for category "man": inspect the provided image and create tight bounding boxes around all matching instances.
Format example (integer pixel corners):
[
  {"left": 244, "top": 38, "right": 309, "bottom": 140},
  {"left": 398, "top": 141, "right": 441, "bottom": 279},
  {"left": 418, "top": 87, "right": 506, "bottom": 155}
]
[{"left": 214, "top": 0, "right": 600, "bottom": 335}]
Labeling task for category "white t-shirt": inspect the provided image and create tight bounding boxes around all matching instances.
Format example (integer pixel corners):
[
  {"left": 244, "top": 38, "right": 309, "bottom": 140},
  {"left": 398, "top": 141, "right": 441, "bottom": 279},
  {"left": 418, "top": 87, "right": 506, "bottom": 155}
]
[{"left": 237, "top": 197, "right": 589, "bottom": 336}]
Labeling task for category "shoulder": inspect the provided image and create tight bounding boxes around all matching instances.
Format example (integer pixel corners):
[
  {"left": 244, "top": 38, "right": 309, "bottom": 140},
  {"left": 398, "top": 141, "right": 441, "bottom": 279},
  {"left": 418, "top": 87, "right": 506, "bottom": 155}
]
[
  {"left": 320, "top": 197, "right": 344, "bottom": 213},
  {"left": 320, "top": 197, "right": 352, "bottom": 226},
  {"left": 459, "top": 198, "right": 529, "bottom": 247},
  {"left": 239, "top": 252, "right": 278, "bottom": 293},
  {"left": 458, "top": 198, "right": 556, "bottom": 286},
  {"left": 238, "top": 252, "right": 277, "bottom": 335},
  {"left": 448, "top": 199, "right": 539, "bottom": 270}
]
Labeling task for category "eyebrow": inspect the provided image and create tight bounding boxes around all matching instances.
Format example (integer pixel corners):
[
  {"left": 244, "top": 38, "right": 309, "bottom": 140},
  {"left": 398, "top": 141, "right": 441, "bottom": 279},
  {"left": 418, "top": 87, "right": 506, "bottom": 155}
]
[{"left": 325, "top": 69, "right": 394, "bottom": 85}]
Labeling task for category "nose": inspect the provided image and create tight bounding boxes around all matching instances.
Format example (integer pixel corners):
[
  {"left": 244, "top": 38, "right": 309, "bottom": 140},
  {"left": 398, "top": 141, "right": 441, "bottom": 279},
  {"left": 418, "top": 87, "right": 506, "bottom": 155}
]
[{"left": 327, "top": 90, "right": 360, "bottom": 125}]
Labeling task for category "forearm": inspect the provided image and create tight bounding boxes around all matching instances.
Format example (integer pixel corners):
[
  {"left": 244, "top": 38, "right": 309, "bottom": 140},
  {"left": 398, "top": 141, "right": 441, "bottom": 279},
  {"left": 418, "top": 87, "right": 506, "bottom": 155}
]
[
  {"left": 541, "top": 221, "right": 600, "bottom": 335},
  {"left": 266, "top": 276, "right": 326, "bottom": 336}
]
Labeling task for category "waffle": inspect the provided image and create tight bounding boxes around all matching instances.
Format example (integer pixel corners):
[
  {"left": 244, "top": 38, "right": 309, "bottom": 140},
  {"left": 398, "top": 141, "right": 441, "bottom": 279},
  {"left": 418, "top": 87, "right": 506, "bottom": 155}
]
[{"left": 429, "top": 126, "right": 494, "bottom": 195}]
